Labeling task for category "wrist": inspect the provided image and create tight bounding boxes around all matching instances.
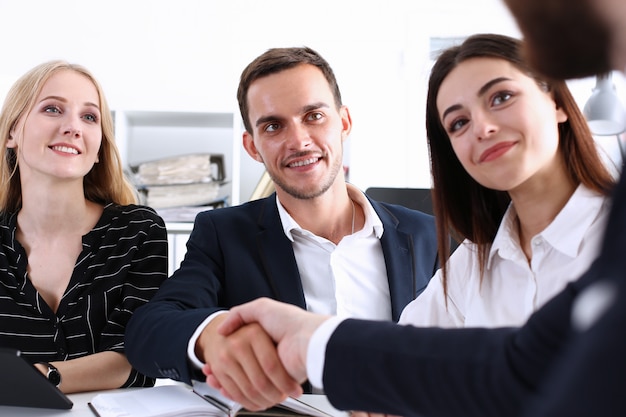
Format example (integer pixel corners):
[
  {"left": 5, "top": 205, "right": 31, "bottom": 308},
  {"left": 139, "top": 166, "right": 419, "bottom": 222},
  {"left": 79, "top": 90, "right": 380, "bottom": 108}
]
[
  {"left": 194, "top": 311, "right": 227, "bottom": 363},
  {"left": 38, "top": 362, "right": 62, "bottom": 387}
]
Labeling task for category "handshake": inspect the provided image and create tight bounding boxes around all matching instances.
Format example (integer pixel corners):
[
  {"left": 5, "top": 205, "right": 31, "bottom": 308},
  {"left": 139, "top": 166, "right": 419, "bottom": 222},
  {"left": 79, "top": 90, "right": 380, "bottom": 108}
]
[{"left": 197, "top": 298, "right": 333, "bottom": 411}]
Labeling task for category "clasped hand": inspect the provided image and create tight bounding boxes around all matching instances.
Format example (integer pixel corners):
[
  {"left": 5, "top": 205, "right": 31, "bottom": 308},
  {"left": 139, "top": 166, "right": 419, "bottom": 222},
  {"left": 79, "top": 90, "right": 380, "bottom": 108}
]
[{"left": 198, "top": 298, "right": 330, "bottom": 411}]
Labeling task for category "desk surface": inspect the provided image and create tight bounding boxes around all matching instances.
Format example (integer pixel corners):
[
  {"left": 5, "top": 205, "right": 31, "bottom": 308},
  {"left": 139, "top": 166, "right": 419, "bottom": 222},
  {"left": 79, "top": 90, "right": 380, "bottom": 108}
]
[{"left": 0, "top": 384, "right": 347, "bottom": 417}]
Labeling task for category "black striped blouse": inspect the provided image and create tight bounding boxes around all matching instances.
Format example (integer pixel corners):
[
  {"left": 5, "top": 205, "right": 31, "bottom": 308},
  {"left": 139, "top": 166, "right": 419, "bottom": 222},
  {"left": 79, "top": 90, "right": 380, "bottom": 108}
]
[{"left": 0, "top": 204, "right": 168, "bottom": 387}]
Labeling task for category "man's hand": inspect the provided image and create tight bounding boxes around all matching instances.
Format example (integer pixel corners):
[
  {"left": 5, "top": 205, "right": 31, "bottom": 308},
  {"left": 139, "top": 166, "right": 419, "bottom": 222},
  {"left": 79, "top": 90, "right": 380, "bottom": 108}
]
[
  {"left": 217, "top": 298, "right": 331, "bottom": 384},
  {"left": 196, "top": 312, "right": 302, "bottom": 411}
]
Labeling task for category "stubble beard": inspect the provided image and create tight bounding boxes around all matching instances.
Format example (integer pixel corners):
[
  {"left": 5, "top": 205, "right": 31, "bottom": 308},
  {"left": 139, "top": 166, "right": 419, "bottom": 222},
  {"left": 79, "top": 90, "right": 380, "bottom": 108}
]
[{"left": 269, "top": 154, "right": 343, "bottom": 200}]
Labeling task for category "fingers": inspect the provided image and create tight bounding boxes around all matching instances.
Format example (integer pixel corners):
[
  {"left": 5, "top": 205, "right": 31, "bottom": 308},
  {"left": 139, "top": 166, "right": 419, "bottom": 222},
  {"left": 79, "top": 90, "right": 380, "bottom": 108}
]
[
  {"left": 206, "top": 324, "right": 280, "bottom": 410},
  {"left": 204, "top": 321, "right": 301, "bottom": 411},
  {"left": 218, "top": 298, "right": 331, "bottom": 385},
  {"left": 250, "top": 332, "right": 303, "bottom": 398},
  {"left": 203, "top": 363, "right": 222, "bottom": 391},
  {"left": 217, "top": 308, "right": 246, "bottom": 336},
  {"left": 218, "top": 298, "right": 281, "bottom": 337}
]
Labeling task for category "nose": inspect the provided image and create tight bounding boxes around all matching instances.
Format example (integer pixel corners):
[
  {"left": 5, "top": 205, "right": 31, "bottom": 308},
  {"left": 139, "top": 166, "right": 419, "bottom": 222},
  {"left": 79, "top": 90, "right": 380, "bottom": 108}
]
[
  {"left": 472, "top": 110, "right": 498, "bottom": 140},
  {"left": 61, "top": 114, "right": 82, "bottom": 138},
  {"left": 285, "top": 123, "right": 312, "bottom": 149}
]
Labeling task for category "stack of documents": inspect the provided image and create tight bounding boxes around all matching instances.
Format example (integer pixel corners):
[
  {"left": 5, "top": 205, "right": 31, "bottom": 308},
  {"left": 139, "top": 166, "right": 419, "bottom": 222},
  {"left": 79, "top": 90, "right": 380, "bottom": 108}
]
[
  {"left": 134, "top": 154, "right": 217, "bottom": 185},
  {"left": 130, "top": 154, "right": 226, "bottom": 210}
]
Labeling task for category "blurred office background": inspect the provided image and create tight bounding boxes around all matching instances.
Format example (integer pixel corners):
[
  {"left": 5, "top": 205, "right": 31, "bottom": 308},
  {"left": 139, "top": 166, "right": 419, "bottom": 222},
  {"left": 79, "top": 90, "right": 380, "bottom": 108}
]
[{"left": 1, "top": 0, "right": 624, "bottom": 204}]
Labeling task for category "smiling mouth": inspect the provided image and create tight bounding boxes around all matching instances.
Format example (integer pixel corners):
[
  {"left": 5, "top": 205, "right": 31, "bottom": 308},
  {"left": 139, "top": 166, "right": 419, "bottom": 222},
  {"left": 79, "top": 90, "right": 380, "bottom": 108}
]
[
  {"left": 479, "top": 142, "right": 515, "bottom": 163},
  {"left": 288, "top": 157, "right": 320, "bottom": 168},
  {"left": 50, "top": 145, "right": 80, "bottom": 155}
]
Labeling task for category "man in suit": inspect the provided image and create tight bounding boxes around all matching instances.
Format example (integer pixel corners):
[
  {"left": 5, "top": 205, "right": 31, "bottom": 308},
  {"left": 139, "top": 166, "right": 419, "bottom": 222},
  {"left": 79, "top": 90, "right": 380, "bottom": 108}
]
[
  {"left": 209, "top": 3, "right": 626, "bottom": 415},
  {"left": 125, "top": 46, "right": 438, "bottom": 409}
]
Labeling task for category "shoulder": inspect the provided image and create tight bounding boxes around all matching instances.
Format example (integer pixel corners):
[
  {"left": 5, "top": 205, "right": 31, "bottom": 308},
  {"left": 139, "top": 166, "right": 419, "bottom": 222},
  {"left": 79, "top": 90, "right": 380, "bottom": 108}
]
[
  {"left": 0, "top": 211, "right": 12, "bottom": 227},
  {"left": 104, "top": 204, "right": 166, "bottom": 228},
  {"left": 195, "top": 196, "right": 276, "bottom": 223},
  {"left": 0, "top": 212, "right": 13, "bottom": 247},
  {"left": 0, "top": 211, "right": 17, "bottom": 237}
]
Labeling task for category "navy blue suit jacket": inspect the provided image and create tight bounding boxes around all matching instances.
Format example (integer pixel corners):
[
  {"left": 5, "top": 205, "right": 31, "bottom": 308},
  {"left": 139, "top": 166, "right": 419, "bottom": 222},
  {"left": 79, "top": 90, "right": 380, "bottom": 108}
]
[
  {"left": 126, "top": 193, "right": 437, "bottom": 384},
  {"left": 321, "top": 172, "right": 626, "bottom": 417}
]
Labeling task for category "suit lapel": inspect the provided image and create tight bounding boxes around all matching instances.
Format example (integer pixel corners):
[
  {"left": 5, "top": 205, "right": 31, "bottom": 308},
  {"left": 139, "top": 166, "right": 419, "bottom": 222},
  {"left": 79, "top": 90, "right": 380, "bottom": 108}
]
[
  {"left": 371, "top": 200, "right": 416, "bottom": 321},
  {"left": 255, "top": 196, "right": 307, "bottom": 308}
]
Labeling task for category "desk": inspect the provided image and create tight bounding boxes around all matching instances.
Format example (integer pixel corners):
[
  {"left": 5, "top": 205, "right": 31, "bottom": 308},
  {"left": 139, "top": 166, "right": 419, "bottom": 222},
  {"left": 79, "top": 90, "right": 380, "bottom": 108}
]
[
  {"left": 0, "top": 389, "right": 111, "bottom": 416},
  {"left": 0, "top": 387, "right": 347, "bottom": 417}
]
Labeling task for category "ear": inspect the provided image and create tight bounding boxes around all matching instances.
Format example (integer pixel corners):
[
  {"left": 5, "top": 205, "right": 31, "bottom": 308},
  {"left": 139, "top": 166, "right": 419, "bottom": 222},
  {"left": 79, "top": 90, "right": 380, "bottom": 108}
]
[
  {"left": 339, "top": 105, "right": 352, "bottom": 141},
  {"left": 548, "top": 89, "right": 568, "bottom": 124},
  {"left": 556, "top": 105, "right": 568, "bottom": 124},
  {"left": 242, "top": 131, "right": 264, "bottom": 163},
  {"left": 6, "top": 132, "right": 17, "bottom": 149}
]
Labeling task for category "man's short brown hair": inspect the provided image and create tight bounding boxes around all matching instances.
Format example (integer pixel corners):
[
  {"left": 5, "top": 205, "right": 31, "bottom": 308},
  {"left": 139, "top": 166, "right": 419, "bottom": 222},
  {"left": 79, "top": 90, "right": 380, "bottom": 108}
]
[{"left": 237, "top": 47, "right": 343, "bottom": 134}]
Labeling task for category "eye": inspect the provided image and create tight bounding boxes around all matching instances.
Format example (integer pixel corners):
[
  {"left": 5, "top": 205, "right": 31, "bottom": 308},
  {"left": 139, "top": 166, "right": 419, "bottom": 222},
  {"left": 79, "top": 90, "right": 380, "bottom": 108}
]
[
  {"left": 44, "top": 105, "right": 61, "bottom": 114},
  {"left": 264, "top": 123, "right": 280, "bottom": 133},
  {"left": 83, "top": 113, "right": 98, "bottom": 123},
  {"left": 491, "top": 91, "right": 513, "bottom": 106},
  {"left": 306, "top": 112, "right": 323, "bottom": 122},
  {"left": 447, "top": 117, "right": 469, "bottom": 134}
]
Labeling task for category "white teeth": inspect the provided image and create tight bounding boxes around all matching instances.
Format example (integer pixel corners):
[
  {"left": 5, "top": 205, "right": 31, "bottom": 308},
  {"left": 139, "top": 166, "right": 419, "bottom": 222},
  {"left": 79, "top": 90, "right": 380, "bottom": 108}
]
[
  {"left": 51, "top": 145, "right": 79, "bottom": 155},
  {"left": 289, "top": 157, "right": 318, "bottom": 167}
]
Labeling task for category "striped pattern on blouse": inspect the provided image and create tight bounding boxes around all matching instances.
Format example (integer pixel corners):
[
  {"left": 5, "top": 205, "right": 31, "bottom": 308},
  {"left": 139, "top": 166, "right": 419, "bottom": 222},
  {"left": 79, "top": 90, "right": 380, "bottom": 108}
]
[{"left": 0, "top": 204, "right": 168, "bottom": 387}]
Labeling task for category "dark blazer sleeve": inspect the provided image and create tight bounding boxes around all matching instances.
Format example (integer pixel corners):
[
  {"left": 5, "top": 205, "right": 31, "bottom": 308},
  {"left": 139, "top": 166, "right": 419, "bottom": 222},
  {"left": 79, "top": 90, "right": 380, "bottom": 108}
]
[
  {"left": 324, "top": 172, "right": 626, "bottom": 416},
  {"left": 126, "top": 197, "right": 305, "bottom": 384},
  {"left": 521, "top": 170, "right": 626, "bottom": 416},
  {"left": 321, "top": 262, "right": 600, "bottom": 417},
  {"left": 522, "top": 278, "right": 626, "bottom": 417}
]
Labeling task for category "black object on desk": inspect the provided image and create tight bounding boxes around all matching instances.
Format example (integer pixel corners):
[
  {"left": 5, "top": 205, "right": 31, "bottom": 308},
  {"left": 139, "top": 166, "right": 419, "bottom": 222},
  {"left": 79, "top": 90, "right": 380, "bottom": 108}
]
[
  {"left": 365, "top": 187, "right": 434, "bottom": 214},
  {"left": 365, "top": 187, "right": 459, "bottom": 253},
  {"left": 0, "top": 348, "right": 73, "bottom": 409}
]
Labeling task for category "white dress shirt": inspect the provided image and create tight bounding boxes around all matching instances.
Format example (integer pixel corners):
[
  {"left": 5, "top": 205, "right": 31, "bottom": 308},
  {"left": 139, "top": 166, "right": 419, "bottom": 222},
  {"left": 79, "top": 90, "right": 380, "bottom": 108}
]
[
  {"left": 278, "top": 184, "right": 390, "bottom": 320},
  {"left": 188, "top": 185, "right": 389, "bottom": 368},
  {"left": 399, "top": 184, "right": 610, "bottom": 328},
  {"left": 307, "top": 316, "right": 344, "bottom": 389},
  {"left": 307, "top": 185, "right": 611, "bottom": 390}
]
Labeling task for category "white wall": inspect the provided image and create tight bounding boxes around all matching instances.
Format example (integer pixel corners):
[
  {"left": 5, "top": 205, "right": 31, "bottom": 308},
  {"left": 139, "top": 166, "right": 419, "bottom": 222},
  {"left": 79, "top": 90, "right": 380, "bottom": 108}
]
[{"left": 1, "top": 0, "right": 623, "bottom": 195}]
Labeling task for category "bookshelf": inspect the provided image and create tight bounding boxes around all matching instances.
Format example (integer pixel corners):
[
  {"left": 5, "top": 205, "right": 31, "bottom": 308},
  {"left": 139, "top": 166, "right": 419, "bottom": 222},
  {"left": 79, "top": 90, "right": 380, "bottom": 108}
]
[
  {"left": 113, "top": 110, "right": 239, "bottom": 204},
  {"left": 113, "top": 110, "right": 266, "bottom": 273}
]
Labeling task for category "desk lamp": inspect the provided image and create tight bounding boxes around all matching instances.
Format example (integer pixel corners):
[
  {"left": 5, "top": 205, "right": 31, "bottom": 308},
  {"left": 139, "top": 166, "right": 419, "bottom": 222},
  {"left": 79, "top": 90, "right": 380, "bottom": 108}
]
[{"left": 583, "top": 72, "right": 626, "bottom": 163}]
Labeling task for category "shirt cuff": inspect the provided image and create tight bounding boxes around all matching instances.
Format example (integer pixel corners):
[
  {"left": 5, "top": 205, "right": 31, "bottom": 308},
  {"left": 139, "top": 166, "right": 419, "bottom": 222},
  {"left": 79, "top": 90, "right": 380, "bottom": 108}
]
[
  {"left": 306, "top": 316, "right": 345, "bottom": 389},
  {"left": 187, "top": 310, "right": 229, "bottom": 370}
]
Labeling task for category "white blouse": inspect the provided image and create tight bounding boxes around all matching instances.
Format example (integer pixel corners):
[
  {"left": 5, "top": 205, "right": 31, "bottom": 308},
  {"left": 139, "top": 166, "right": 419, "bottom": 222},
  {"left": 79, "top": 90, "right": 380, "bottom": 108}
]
[{"left": 399, "top": 185, "right": 610, "bottom": 328}]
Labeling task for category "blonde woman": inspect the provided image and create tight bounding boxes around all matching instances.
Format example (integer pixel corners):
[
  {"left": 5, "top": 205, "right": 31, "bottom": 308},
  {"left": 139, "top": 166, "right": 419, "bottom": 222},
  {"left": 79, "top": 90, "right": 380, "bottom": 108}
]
[{"left": 0, "top": 61, "right": 168, "bottom": 393}]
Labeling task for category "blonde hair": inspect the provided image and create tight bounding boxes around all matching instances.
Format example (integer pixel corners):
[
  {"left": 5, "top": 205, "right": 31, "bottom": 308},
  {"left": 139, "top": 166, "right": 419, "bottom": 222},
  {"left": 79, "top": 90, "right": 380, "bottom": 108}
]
[{"left": 0, "top": 60, "right": 137, "bottom": 212}]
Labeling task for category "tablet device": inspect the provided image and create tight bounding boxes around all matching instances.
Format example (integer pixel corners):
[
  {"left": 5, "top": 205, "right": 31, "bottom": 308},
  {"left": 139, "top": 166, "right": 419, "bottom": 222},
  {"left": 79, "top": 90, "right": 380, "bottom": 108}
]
[{"left": 0, "top": 348, "right": 73, "bottom": 409}]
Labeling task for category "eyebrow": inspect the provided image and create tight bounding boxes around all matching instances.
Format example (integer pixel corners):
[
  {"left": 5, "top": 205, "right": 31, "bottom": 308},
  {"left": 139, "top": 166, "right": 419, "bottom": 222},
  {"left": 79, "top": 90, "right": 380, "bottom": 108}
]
[
  {"left": 441, "top": 76, "right": 512, "bottom": 121},
  {"left": 477, "top": 77, "right": 511, "bottom": 97},
  {"left": 254, "top": 102, "right": 330, "bottom": 128},
  {"left": 40, "top": 95, "right": 100, "bottom": 111}
]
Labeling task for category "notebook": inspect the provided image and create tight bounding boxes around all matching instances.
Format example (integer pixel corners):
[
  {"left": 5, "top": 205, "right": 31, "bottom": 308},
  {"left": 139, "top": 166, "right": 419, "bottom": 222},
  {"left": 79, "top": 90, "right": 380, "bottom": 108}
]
[
  {"left": 0, "top": 348, "right": 73, "bottom": 409},
  {"left": 88, "top": 382, "right": 336, "bottom": 417}
]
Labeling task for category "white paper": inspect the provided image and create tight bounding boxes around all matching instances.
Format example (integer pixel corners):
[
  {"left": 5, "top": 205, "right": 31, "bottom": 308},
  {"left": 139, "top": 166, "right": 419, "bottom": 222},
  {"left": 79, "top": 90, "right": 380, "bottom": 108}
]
[{"left": 89, "top": 385, "right": 222, "bottom": 417}]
